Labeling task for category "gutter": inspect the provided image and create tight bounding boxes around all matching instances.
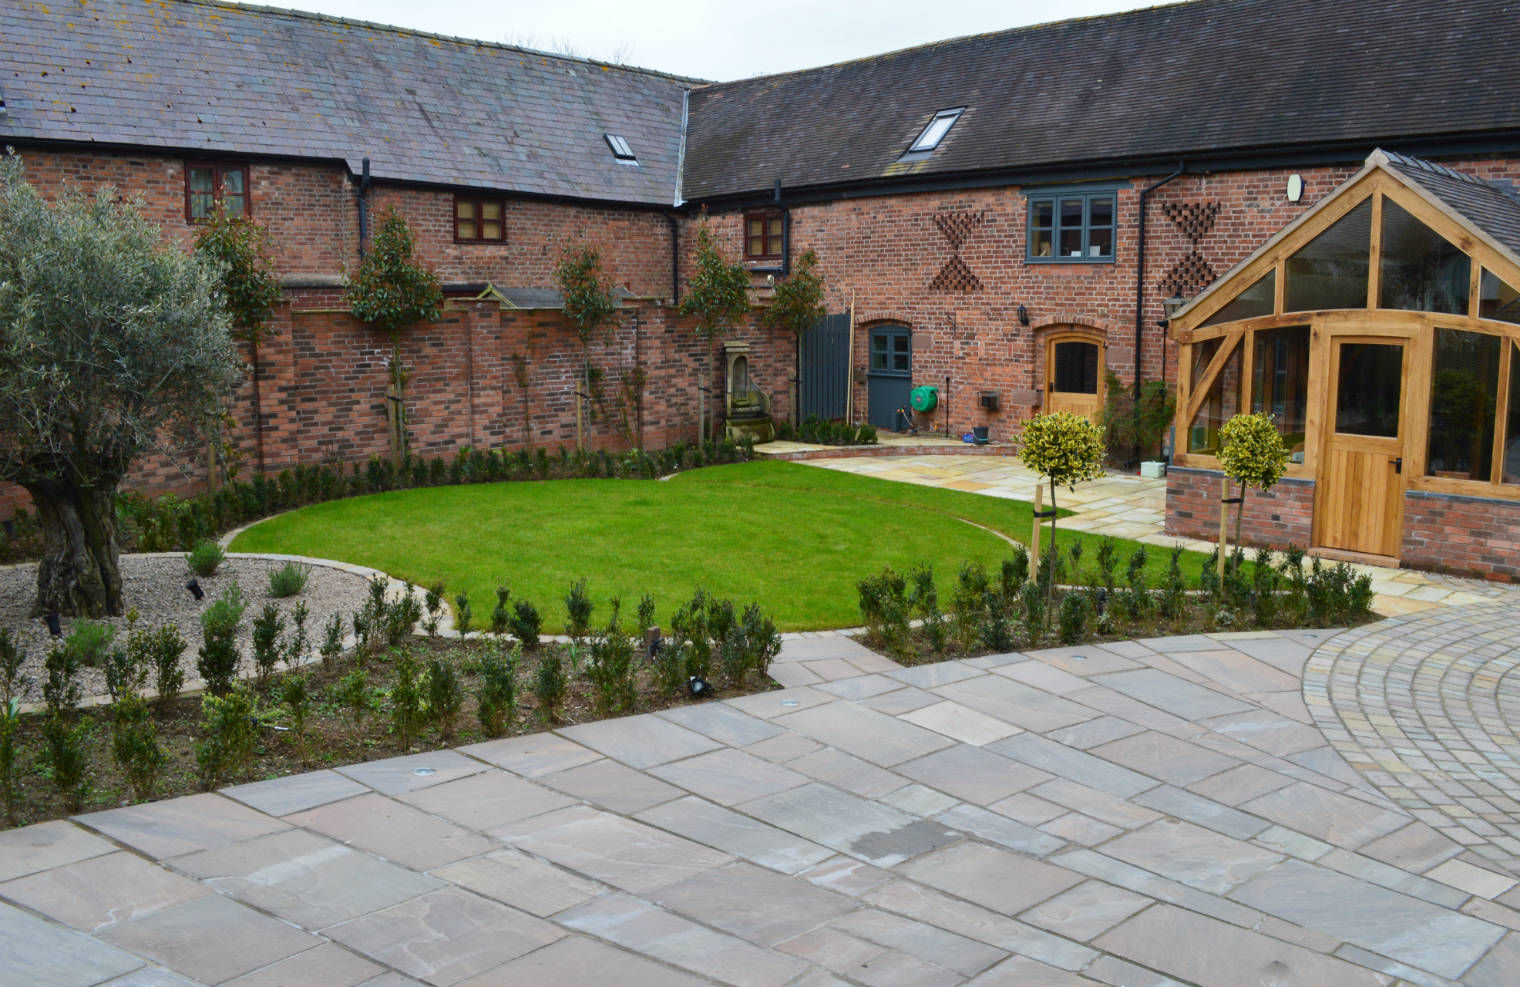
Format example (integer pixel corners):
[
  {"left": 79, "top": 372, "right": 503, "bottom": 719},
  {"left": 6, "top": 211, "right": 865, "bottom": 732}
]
[{"left": 1134, "top": 159, "right": 1185, "bottom": 397}]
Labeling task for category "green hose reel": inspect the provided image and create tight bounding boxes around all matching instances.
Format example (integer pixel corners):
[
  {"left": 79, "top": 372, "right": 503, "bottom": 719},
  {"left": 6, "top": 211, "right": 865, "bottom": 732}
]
[{"left": 909, "top": 385, "right": 939, "bottom": 412}]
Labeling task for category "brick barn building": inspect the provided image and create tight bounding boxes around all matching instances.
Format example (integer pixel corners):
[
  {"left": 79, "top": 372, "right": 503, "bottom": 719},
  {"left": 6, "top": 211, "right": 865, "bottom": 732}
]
[{"left": 3, "top": 0, "right": 1519, "bottom": 576}]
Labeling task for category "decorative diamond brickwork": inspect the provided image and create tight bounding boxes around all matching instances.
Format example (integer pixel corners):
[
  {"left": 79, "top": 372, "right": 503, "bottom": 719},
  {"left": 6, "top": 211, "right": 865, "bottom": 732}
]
[
  {"left": 929, "top": 210, "right": 984, "bottom": 293},
  {"left": 929, "top": 255, "right": 982, "bottom": 292},
  {"left": 1159, "top": 251, "right": 1217, "bottom": 297},
  {"left": 933, "top": 211, "right": 982, "bottom": 250},
  {"left": 1163, "top": 201, "right": 1220, "bottom": 243}
]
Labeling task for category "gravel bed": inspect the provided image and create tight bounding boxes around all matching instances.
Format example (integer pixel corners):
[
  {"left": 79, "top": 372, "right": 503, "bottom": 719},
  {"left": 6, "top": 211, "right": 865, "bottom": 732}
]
[{"left": 0, "top": 554, "right": 375, "bottom": 705}]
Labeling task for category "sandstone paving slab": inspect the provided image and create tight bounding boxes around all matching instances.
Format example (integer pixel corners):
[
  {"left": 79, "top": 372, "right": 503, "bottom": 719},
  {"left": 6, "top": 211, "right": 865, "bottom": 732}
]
[
  {"left": 965, "top": 954, "right": 1104, "bottom": 986},
  {"left": 1217, "top": 635, "right": 1318, "bottom": 674},
  {"left": 815, "top": 672, "right": 903, "bottom": 700},
  {"left": 799, "top": 855, "right": 895, "bottom": 897},
  {"left": 395, "top": 769, "right": 575, "bottom": 831},
  {"left": 1023, "top": 645, "right": 1140, "bottom": 677},
  {"left": 79, "top": 793, "right": 288, "bottom": 860},
  {"left": 1241, "top": 781, "right": 1412, "bottom": 849},
  {"left": 1312, "top": 846, "right": 1471, "bottom": 909},
  {"left": 899, "top": 699, "right": 1023, "bottom": 746},
  {"left": 799, "top": 657, "right": 870, "bottom": 682},
  {"left": 743, "top": 730, "right": 824, "bottom": 763},
  {"left": 1038, "top": 812, "right": 1124, "bottom": 846},
  {"left": 862, "top": 879, "right": 1098, "bottom": 971},
  {"left": 0, "top": 850, "right": 210, "bottom": 932},
  {"left": 828, "top": 906, "right": 1008, "bottom": 976},
  {"left": 895, "top": 743, "right": 1053, "bottom": 805},
  {"left": 651, "top": 860, "right": 855, "bottom": 946},
  {"left": 1131, "top": 784, "right": 1271, "bottom": 840},
  {"left": 98, "top": 893, "right": 321, "bottom": 985},
  {"left": 1229, "top": 858, "right": 1508, "bottom": 978},
  {"left": 1067, "top": 685, "right": 1202, "bottom": 737},
  {"left": 537, "top": 757, "right": 685, "bottom": 814},
  {"left": 1091, "top": 667, "right": 1254, "bottom": 721},
  {"left": 558, "top": 892, "right": 810, "bottom": 987},
  {"left": 354, "top": 974, "right": 427, "bottom": 987},
  {"left": 784, "top": 746, "right": 910, "bottom": 799},
  {"left": 993, "top": 660, "right": 1092, "bottom": 696},
  {"left": 0, "top": 900, "right": 145, "bottom": 987},
  {"left": 776, "top": 635, "right": 884, "bottom": 663},
  {"left": 896, "top": 841, "right": 1084, "bottom": 914},
  {"left": 1165, "top": 647, "right": 1304, "bottom": 696},
  {"left": 988, "top": 733, "right": 1157, "bottom": 799},
  {"left": 843, "top": 652, "right": 904, "bottom": 675},
  {"left": 838, "top": 948, "right": 962, "bottom": 987},
  {"left": 0, "top": 819, "right": 114, "bottom": 882},
  {"left": 430, "top": 848, "right": 602, "bottom": 916},
  {"left": 1090, "top": 730, "right": 1240, "bottom": 786},
  {"left": 885, "top": 661, "right": 986, "bottom": 689},
  {"left": 1204, "top": 708, "right": 1329, "bottom": 756},
  {"left": 857, "top": 684, "right": 940, "bottom": 717},
  {"left": 1026, "top": 779, "right": 1163, "bottom": 830},
  {"left": 285, "top": 792, "right": 493, "bottom": 871},
  {"left": 881, "top": 783, "right": 960, "bottom": 818},
  {"left": 1017, "top": 879, "right": 1152, "bottom": 943},
  {"left": 934, "top": 803, "right": 1069, "bottom": 856},
  {"left": 724, "top": 685, "right": 835, "bottom": 720},
  {"left": 334, "top": 749, "right": 485, "bottom": 796},
  {"left": 649, "top": 747, "right": 809, "bottom": 806},
  {"left": 1359, "top": 822, "right": 1467, "bottom": 875},
  {"left": 1185, "top": 762, "right": 1298, "bottom": 805},
  {"left": 1051, "top": 848, "right": 1264, "bottom": 928},
  {"left": 776, "top": 926, "right": 889, "bottom": 976},
  {"left": 1285, "top": 745, "right": 1367, "bottom": 788},
  {"left": 774, "top": 701, "right": 955, "bottom": 767},
  {"left": 1043, "top": 715, "right": 1147, "bottom": 751},
  {"left": 738, "top": 782, "right": 957, "bottom": 867},
  {"left": 223, "top": 770, "right": 370, "bottom": 817},
  {"left": 989, "top": 791, "right": 1068, "bottom": 826},
  {"left": 102, "top": 968, "right": 207, "bottom": 987},
  {"left": 222, "top": 942, "right": 383, "bottom": 987},
  {"left": 769, "top": 662, "right": 822, "bottom": 687},
  {"left": 1461, "top": 929, "right": 1520, "bottom": 987},
  {"left": 173, "top": 828, "right": 442, "bottom": 930},
  {"left": 500, "top": 807, "right": 732, "bottom": 893},
  {"left": 932, "top": 676, "right": 1095, "bottom": 733},
  {"left": 456, "top": 733, "right": 601, "bottom": 778},
  {"left": 323, "top": 886, "right": 563, "bottom": 986},
  {"left": 1426, "top": 858, "right": 1518, "bottom": 899},
  {"left": 1100, "top": 818, "right": 1282, "bottom": 894},
  {"left": 557, "top": 713, "right": 724, "bottom": 769},
  {"left": 1094, "top": 902, "right": 1388, "bottom": 987},
  {"left": 655, "top": 700, "right": 784, "bottom": 747},
  {"left": 455, "top": 934, "right": 712, "bottom": 987},
  {"left": 635, "top": 795, "right": 834, "bottom": 874}
]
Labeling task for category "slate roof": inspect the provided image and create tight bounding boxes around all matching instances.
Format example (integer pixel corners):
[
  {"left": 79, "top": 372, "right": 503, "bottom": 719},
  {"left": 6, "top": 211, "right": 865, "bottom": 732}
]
[
  {"left": 0, "top": 0, "right": 690, "bottom": 205},
  {"left": 1384, "top": 151, "right": 1520, "bottom": 262},
  {"left": 683, "top": 0, "right": 1520, "bottom": 201}
]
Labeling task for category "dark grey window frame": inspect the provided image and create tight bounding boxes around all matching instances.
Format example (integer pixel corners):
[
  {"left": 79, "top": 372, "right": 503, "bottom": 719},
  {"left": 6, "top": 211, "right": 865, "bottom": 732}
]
[{"left": 1025, "top": 184, "right": 1122, "bottom": 265}]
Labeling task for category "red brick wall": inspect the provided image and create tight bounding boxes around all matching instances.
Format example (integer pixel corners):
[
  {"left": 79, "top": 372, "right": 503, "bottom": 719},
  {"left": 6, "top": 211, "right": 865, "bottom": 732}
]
[
  {"left": 1165, "top": 466, "right": 1316, "bottom": 549},
  {"left": 1402, "top": 491, "right": 1520, "bottom": 581}
]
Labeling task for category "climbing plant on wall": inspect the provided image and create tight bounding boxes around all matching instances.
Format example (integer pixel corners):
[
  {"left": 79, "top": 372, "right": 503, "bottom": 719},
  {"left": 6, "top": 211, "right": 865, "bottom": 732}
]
[{"left": 680, "top": 220, "right": 751, "bottom": 442}]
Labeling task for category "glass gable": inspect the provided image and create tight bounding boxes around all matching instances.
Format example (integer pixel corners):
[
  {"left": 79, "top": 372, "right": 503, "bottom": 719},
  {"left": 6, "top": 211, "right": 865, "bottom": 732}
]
[
  {"left": 1203, "top": 270, "right": 1276, "bottom": 327},
  {"left": 1480, "top": 270, "right": 1520, "bottom": 325},
  {"left": 1379, "top": 199, "right": 1469, "bottom": 315},
  {"left": 1285, "top": 198, "right": 1371, "bottom": 312}
]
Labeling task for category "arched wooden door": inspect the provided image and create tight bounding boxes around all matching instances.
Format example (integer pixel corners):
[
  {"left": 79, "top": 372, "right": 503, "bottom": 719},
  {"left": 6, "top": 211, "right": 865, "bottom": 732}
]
[{"left": 1044, "top": 333, "right": 1106, "bottom": 422}]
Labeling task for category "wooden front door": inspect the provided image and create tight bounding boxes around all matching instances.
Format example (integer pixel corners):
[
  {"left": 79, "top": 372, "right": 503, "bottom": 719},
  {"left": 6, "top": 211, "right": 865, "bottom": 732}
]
[
  {"left": 1044, "top": 336, "right": 1105, "bottom": 422},
  {"left": 1315, "top": 339, "right": 1408, "bottom": 557}
]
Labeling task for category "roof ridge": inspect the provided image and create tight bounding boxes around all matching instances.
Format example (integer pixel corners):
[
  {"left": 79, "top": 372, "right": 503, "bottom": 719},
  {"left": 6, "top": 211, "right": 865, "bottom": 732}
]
[
  {"left": 175, "top": 0, "right": 706, "bottom": 84},
  {"left": 693, "top": 0, "right": 1200, "bottom": 90},
  {"left": 1381, "top": 147, "right": 1520, "bottom": 205}
]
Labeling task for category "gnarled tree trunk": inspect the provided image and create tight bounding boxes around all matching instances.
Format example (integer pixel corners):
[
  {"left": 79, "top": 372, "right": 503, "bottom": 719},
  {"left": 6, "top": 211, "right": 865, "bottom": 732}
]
[{"left": 27, "top": 480, "right": 122, "bottom": 617}]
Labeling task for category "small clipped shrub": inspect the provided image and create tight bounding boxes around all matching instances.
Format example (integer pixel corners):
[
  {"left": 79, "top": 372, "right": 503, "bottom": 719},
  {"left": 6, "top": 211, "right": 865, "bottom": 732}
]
[
  {"left": 586, "top": 601, "right": 638, "bottom": 717},
  {"left": 383, "top": 583, "right": 423, "bottom": 646},
  {"left": 389, "top": 652, "right": 426, "bottom": 750},
  {"left": 1095, "top": 536, "right": 1119, "bottom": 595},
  {"left": 670, "top": 589, "right": 713, "bottom": 682},
  {"left": 454, "top": 591, "right": 473, "bottom": 636},
  {"left": 636, "top": 593, "right": 657, "bottom": 635},
  {"left": 111, "top": 691, "right": 164, "bottom": 802},
  {"left": 268, "top": 562, "right": 311, "bottom": 598},
  {"left": 909, "top": 563, "right": 947, "bottom": 655},
  {"left": 533, "top": 652, "right": 566, "bottom": 724},
  {"left": 491, "top": 583, "right": 512, "bottom": 636},
  {"left": 565, "top": 578, "right": 594, "bottom": 642},
  {"left": 1120, "top": 546, "right": 1150, "bottom": 622},
  {"left": 423, "top": 583, "right": 445, "bottom": 637},
  {"left": 857, "top": 566, "right": 911, "bottom": 658},
  {"left": 1251, "top": 548, "right": 1281, "bottom": 626},
  {"left": 43, "top": 638, "right": 82, "bottom": 716},
  {"left": 977, "top": 598, "right": 1015, "bottom": 652},
  {"left": 194, "top": 686, "right": 258, "bottom": 787},
  {"left": 285, "top": 601, "right": 310, "bottom": 667},
  {"left": 1158, "top": 546, "right": 1188, "bottom": 623},
  {"left": 477, "top": 643, "right": 518, "bottom": 737},
  {"left": 40, "top": 714, "right": 92, "bottom": 811},
  {"left": 198, "top": 582, "right": 248, "bottom": 697},
  {"left": 1019, "top": 581, "right": 1046, "bottom": 647},
  {"left": 1000, "top": 546, "right": 1030, "bottom": 605},
  {"left": 952, "top": 561, "right": 992, "bottom": 650},
  {"left": 279, "top": 673, "right": 311, "bottom": 756},
  {"left": 426, "top": 657, "right": 464, "bottom": 741},
  {"left": 186, "top": 538, "right": 226, "bottom": 577},
  {"left": 0, "top": 699, "right": 20, "bottom": 822},
  {"left": 1057, "top": 592, "right": 1090, "bottom": 645},
  {"left": 129, "top": 622, "right": 185, "bottom": 703},
  {"left": 251, "top": 604, "right": 285, "bottom": 686},
  {"left": 319, "top": 611, "right": 345, "bottom": 667},
  {"left": 0, "top": 629, "right": 27, "bottom": 705},
  {"left": 510, "top": 599, "right": 542, "bottom": 650},
  {"left": 337, "top": 669, "right": 369, "bottom": 725}
]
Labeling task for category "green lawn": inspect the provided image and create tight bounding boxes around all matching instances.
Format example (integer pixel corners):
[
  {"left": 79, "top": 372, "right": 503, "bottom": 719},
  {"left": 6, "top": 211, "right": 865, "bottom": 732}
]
[{"left": 230, "top": 460, "right": 1202, "bottom": 631}]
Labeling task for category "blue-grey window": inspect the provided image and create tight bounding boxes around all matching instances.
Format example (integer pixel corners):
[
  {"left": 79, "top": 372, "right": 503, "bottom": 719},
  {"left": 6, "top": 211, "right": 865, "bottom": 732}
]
[{"left": 1027, "top": 189, "right": 1116, "bottom": 263}]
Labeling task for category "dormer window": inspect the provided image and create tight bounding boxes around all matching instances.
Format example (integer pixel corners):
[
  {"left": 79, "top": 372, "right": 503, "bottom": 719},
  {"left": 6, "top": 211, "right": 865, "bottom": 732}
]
[
  {"left": 909, "top": 108, "right": 964, "bottom": 153},
  {"left": 605, "top": 134, "right": 636, "bottom": 162}
]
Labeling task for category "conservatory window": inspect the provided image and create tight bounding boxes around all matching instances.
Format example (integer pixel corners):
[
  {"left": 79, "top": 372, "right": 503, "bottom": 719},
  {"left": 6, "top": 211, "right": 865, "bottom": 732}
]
[
  {"left": 1284, "top": 198, "right": 1371, "bottom": 312},
  {"left": 1505, "top": 342, "right": 1520, "bottom": 484},
  {"left": 1187, "top": 342, "right": 1241, "bottom": 455},
  {"left": 1479, "top": 270, "right": 1520, "bottom": 325},
  {"left": 1250, "top": 325, "right": 1310, "bottom": 459},
  {"left": 1427, "top": 329, "right": 1501, "bottom": 482},
  {"left": 1379, "top": 199, "right": 1469, "bottom": 315},
  {"left": 1203, "top": 270, "right": 1276, "bottom": 327}
]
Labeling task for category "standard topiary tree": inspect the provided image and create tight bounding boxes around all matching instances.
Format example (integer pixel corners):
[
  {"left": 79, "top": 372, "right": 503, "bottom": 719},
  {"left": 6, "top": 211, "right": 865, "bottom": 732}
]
[
  {"left": 1217, "top": 411, "right": 1290, "bottom": 560},
  {"left": 680, "top": 220, "right": 750, "bottom": 443},
  {"left": 555, "top": 245, "right": 619, "bottom": 453},
  {"left": 1018, "top": 411, "right": 1107, "bottom": 599},
  {"left": 345, "top": 208, "right": 443, "bottom": 464},
  {"left": 0, "top": 154, "right": 240, "bottom": 616},
  {"left": 759, "top": 249, "right": 826, "bottom": 428},
  {"left": 194, "top": 201, "right": 282, "bottom": 475}
]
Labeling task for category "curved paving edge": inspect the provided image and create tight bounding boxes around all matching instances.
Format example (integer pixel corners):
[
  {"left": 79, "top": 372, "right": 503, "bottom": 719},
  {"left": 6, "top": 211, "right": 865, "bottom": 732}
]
[{"left": 1304, "top": 600, "right": 1520, "bottom": 874}]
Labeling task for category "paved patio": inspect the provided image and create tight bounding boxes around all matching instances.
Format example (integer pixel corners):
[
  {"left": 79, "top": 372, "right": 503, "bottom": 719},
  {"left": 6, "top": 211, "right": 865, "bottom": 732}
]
[{"left": 7, "top": 615, "right": 1520, "bottom": 986}]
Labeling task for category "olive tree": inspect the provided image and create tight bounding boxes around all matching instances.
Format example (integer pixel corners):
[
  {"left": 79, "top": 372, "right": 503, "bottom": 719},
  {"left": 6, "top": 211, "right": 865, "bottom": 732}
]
[
  {"left": 1019, "top": 411, "right": 1107, "bottom": 598},
  {"left": 1218, "top": 411, "right": 1289, "bottom": 560},
  {"left": 555, "top": 245, "right": 619, "bottom": 452},
  {"left": 759, "top": 249, "right": 826, "bottom": 428},
  {"left": 345, "top": 208, "right": 442, "bottom": 463},
  {"left": 680, "top": 221, "right": 750, "bottom": 442},
  {"left": 0, "top": 154, "right": 241, "bottom": 616}
]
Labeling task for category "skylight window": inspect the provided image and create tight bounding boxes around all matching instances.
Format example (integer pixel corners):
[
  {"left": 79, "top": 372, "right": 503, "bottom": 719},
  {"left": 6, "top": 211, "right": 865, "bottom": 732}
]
[
  {"left": 909, "top": 108, "right": 964, "bottom": 153},
  {"left": 604, "top": 134, "right": 636, "bottom": 161}
]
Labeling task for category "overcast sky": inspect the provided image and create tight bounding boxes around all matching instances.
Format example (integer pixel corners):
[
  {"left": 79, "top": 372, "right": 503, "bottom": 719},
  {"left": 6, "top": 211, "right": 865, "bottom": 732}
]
[{"left": 249, "top": 0, "right": 1159, "bottom": 80}]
